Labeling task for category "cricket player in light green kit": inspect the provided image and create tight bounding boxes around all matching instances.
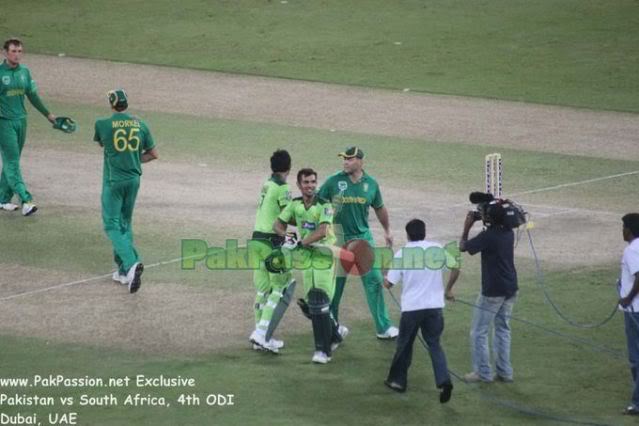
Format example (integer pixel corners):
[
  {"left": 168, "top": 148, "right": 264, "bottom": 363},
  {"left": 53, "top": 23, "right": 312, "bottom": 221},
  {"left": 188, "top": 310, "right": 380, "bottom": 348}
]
[
  {"left": 0, "top": 38, "right": 59, "bottom": 216},
  {"left": 249, "top": 149, "right": 292, "bottom": 353},
  {"left": 318, "top": 146, "right": 399, "bottom": 339},
  {"left": 274, "top": 168, "right": 348, "bottom": 364},
  {"left": 93, "top": 89, "right": 158, "bottom": 293}
]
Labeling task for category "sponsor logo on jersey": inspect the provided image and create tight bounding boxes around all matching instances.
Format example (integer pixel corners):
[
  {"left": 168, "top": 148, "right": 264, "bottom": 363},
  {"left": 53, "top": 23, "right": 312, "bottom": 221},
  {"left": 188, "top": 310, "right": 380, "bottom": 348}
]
[
  {"left": 338, "top": 181, "right": 348, "bottom": 191},
  {"left": 336, "top": 195, "right": 367, "bottom": 205},
  {"left": 1, "top": 76, "right": 10, "bottom": 85},
  {"left": 302, "top": 221, "right": 317, "bottom": 230},
  {"left": 6, "top": 89, "right": 25, "bottom": 97},
  {"left": 363, "top": 183, "right": 369, "bottom": 192},
  {"left": 324, "top": 207, "right": 334, "bottom": 216}
]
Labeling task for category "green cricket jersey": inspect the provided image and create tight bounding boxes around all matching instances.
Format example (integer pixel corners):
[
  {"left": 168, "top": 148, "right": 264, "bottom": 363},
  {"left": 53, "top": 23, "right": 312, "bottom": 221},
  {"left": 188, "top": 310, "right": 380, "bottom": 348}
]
[
  {"left": 0, "top": 61, "right": 50, "bottom": 120},
  {"left": 277, "top": 195, "right": 336, "bottom": 246},
  {"left": 93, "top": 112, "right": 155, "bottom": 183},
  {"left": 317, "top": 171, "right": 383, "bottom": 240},
  {"left": 253, "top": 175, "right": 291, "bottom": 235}
]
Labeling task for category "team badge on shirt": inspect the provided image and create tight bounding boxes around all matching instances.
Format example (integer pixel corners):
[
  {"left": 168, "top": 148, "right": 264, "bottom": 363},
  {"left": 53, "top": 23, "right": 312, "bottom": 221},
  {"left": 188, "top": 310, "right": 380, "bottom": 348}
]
[
  {"left": 338, "top": 181, "right": 348, "bottom": 191},
  {"left": 1, "top": 76, "right": 10, "bottom": 85},
  {"left": 363, "top": 183, "right": 369, "bottom": 192}
]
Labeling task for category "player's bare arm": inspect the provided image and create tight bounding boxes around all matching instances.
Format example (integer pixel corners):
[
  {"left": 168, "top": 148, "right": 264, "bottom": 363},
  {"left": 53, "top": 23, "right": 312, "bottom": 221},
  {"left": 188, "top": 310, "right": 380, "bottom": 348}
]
[
  {"left": 300, "top": 223, "right": 329, "bottom": 247},
  {"left": 445, "top": 268, "right": 461, "bottom": 301},
  {"left": 141, "top": 147, "right": 159, "bottom": 163},
  {"left": 374, "top": 205, "right": 393, "bottom": 247},
  {"left": 459, "top": 211, "right": 476, "bottom": 252},
  {"left": 620, "top": 272, "right": 639, "bottom": 308},
  {"left": 273, "top": 219, "right": 288, "bottom": 236},
  {"left": 383, "top": 277, "right": 395, "bottom": 290}
]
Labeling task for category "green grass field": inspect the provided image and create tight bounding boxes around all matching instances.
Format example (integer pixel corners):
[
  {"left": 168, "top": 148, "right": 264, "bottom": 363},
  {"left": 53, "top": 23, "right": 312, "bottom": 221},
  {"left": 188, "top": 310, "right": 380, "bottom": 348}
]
[
  {"left": 1, "top": 1, "right": 638, "bottom": 425},
  {"left": 2, "top": 0, "right": 639, "bottom": 111},
  {"left": 2, "top": 101, "right": 637, "bottom": 424}
]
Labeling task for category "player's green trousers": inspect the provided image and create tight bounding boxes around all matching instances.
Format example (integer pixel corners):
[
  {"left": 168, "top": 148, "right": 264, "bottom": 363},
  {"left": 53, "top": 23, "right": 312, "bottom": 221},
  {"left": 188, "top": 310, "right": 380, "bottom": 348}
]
[
  {"left": 330, "top": 235, "right": 392, "bottom": 334},
  {"left": 102, "top": 177, "right": 140, "bottom": 273},
  {"left": 302, "top": 249, "right": 335, "bottom": 300},
  {"left": 0, "top": 118, "right": 32, "bottom": 203},
  {"left": 251, "top": 240, "right": 291, "bottom": 332}
]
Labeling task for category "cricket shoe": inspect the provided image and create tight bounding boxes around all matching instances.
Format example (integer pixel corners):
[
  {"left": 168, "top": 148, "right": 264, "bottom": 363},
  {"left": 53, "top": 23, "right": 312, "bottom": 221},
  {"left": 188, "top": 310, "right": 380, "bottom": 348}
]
[
  {"left": 331, "top": 324, "right": 350, "bottom": 352},
  {"left": 376, "top": 326, "right": 399, "bottom": 340},
  {"left": 126, "top": 262, "right": 144, "bottom": 294},
  {"left": 21, "top": 202, "right": 37, "bottom": 216},
  {"left": 384, "top": 379, "right": 406, "bottom": 393},
  {"left": 249, "top": 330, "right": 279, "bottom": 354},
  {"left": 311, "top": 351, "right": 331, "bottom": 364},
  {"left": 624, "top": 406, "right": 639, "bottom": 416},
  {"left": 439, "top": 381, "right": 453, "bottom": 404},
  {"left": 0, "top": 203, "right": 18, "bottom": 211},
  {"left": 252, "top": 338, "right": 284, "bottom": 351},
  {"left": 463, "top": 371, "right": 493, "bottom": 383},
  {"left": 112, "top": 271, "right": 128, "bottom": 285}
]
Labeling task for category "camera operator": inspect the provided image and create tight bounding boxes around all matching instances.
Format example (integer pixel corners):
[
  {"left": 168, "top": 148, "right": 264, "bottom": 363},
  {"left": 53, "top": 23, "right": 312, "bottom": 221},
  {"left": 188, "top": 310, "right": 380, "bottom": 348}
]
[{"left": 459, "top": 200, "right": 518, "bottom": 383}]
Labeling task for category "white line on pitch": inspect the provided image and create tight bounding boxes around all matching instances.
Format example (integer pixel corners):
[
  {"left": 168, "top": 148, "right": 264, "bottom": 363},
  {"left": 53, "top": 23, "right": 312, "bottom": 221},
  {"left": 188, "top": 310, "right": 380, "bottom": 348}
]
[
  {"left": 0, "top": 255, "right": 197, "bottom": 302},
  {"left": 439, "top": 170, "right": 639, "bottom": 210},
  {"left": 4, "top": 171, "right": 637, "bottom": 301},
  {"left": 510, "top": 170, "right": 639, "bottom": 197}
]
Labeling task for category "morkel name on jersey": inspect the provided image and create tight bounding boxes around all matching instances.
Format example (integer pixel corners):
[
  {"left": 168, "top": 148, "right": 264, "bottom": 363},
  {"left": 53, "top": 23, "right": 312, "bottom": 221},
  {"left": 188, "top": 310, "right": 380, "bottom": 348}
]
[{"left": 112, "top": 119, "right": 140, "bottom": 128}]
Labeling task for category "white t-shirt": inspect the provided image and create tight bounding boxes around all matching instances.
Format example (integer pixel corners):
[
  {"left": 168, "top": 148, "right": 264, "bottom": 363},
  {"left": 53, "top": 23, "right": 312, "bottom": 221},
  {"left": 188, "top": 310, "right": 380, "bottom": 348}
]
[
  {"left": 620, "top": 238, "right": 639, "bottom": 313},
  {"left": 386, "top": 240, "right": 448, "bottom": 312}
]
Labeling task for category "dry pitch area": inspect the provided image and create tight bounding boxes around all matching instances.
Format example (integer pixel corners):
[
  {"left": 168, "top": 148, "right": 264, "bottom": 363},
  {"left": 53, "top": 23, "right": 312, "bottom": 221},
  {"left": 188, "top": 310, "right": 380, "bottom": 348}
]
[{"left": 0, "top": 54, "right": 636, "bottom": 354}]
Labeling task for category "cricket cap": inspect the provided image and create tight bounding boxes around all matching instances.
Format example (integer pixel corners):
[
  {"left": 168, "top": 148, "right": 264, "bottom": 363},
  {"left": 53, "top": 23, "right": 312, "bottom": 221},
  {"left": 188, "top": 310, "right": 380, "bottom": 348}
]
[
  {"left": 107, "top": 89, "right": 128, "bottom": 110},
  {"left": 338, "top": 146, "right": 364, "bottom": 159}
]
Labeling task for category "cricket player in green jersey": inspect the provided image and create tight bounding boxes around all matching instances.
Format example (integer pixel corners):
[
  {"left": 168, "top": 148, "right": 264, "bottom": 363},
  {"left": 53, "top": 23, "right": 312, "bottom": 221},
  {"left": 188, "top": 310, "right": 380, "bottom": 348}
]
[
  {"left": 318, "top": 146, "right": 399, "bottom": 339},
  {"left": 249, "top": 149, "right": 292, "bottom": 353},
  {"left": 274, "top": 168, "right": 348, "bottom": 364},
  {"left": 93, "top": 89, "right": 158, "bottom": 293},
  {"left": 0, "top": 38, "right": 59, "bottom": 216}
]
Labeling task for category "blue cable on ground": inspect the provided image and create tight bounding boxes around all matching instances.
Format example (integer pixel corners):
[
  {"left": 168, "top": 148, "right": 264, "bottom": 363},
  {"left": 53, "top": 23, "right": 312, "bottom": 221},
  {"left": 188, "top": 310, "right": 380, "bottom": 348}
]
[
  {"left": 385, "top": 287, "right": 615, "bottom": 426},
  {"left": 526, "top": 229, "right": 619, "bottom": 329},
  {"left": 454, "top": 298, "right": 624, "bottom": 359}
]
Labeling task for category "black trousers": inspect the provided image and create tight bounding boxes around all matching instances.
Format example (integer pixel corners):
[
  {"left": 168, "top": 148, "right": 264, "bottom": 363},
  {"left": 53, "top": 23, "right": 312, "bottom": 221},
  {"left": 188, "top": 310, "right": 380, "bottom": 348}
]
[{"left": 387, "top": 308, "right": 451, "bottom": 389}]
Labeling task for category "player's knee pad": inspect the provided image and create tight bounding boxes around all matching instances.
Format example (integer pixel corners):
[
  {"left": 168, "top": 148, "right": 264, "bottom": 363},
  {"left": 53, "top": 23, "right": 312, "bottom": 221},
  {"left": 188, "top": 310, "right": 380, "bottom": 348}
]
[{"left": 308, "top": 288, "right": 333, "bottom": 355}]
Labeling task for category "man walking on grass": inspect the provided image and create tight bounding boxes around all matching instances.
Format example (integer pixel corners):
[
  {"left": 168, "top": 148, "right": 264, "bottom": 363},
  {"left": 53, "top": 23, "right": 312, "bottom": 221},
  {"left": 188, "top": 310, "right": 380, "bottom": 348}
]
[{"left": 93, "top": 89, "right": 158, "bottom": 293}]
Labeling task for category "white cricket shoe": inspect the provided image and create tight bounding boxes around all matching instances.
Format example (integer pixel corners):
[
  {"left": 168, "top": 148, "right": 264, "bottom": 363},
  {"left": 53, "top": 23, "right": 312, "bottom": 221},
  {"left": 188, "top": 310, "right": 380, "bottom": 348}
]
[
  {"left": 331, "top": 324, "right": 350, "bottom": 352},
  {"left": 312, "top": 351, "right": 331, "bottom": 364},
  {"left": 112, "top": 271, "right": 128, "bottom": 285},
  {"left": 249, "top": 330, "right": 279, "bottom": 354},
  {"left": 126, "top": 262, "right": 144, "bottom": 294},
  {"left": 254, "top": 338, "right": 283, "bottom": 350},
  {"left": 270, "top": 337, "right": 285, "bottom": 349},
  {"left": 376, "top": 326, "right": 399, "bottom": 340},
  {"left": 21, "top": 202, "right": 37, "bottom": 216},
  {"left": 0, "top": 203, "right": 18, "bottom": 211}
]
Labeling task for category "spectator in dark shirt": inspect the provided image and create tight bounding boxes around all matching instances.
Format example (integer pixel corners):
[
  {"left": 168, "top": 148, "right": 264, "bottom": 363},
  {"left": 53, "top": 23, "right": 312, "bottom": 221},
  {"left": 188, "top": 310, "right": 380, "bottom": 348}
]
[{"left": 460, "top": 202, "right": 518, "bottom": 383}]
